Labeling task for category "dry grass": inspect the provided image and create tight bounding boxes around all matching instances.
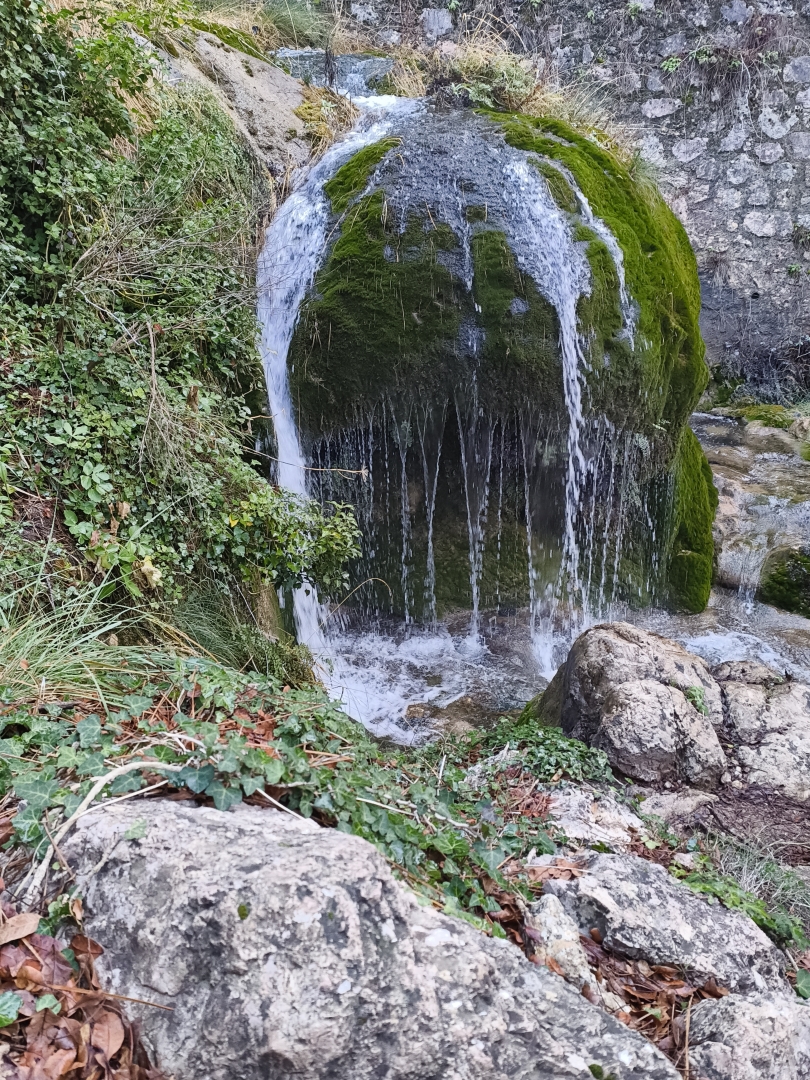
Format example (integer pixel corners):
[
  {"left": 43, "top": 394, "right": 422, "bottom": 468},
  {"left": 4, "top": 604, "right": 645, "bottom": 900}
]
[{"left": 294, "top": 84, "right": 360, "bottom": 156}]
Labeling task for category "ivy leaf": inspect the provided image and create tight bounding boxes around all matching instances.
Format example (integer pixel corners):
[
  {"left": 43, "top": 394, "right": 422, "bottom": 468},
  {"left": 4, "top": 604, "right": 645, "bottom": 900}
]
[
  {"left": 14, "top": 777, "right": 60, "bottom": 812},
  {"left": 177, "top": 764, "right": 214, "bottom": 794},
  {"left": 796, "top": 969, "right": 810, "bottom": 999},
  {"left": 0, "top": 991, "right": 22, "bottom": 1027},
  {"left": 205, "top": 778, "right": 242, "bottom": 812},
  {"left": 77, "top": 714, "right": 102, "bottom": 748},
  {"left": 35, "top": 994, "right": 61, "bottom": 1015}
]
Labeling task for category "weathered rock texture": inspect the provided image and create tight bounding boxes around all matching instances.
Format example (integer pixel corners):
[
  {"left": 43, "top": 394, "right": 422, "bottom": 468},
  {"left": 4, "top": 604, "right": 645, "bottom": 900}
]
[
  {"left": 165, "top": 31, "right": 311, "bottom": 182},
  {"left": 349, "top": 0, "right": 810, "bottom": 380},
  {"left": 543, "top": 852, "right": 788, "bottom": 995},
  {"left": 540, "top": 623, "right": 810, "bottom": 798},
  {"left": 689, "top": 991, "right": 810, "bottom": 1080},
  {"left": 543, "top": 622, "right": 727, "bottom": 787},
  {"left": 714, "top": 660, "right": 810, "bottom": 800},
  {"left": 62, "top": 801, "right": 678, "bottom": 1080}
]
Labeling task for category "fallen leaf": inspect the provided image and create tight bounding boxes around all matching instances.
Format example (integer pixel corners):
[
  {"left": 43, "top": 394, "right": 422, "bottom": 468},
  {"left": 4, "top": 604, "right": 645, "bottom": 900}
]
[
  {"left": 0, "top": 913, "right": 41, "bottom": 946},
  {"left": 90, "top": 1009, "right": 125, "bottom": 1060}
]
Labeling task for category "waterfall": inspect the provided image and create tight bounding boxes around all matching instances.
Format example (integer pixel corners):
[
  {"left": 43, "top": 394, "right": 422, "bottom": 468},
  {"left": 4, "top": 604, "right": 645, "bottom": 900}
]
[
  {"left": 257, "top": 96, "right": 422, "bottom": 648},
  {"left": 257, "top": 97, "right": 642, "bottom": 732}
]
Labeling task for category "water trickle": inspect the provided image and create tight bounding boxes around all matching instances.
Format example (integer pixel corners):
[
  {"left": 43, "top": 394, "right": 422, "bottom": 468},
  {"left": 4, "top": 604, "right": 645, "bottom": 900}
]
[{"left": 257, "top": 96, "right": 422, "bottom": 648}]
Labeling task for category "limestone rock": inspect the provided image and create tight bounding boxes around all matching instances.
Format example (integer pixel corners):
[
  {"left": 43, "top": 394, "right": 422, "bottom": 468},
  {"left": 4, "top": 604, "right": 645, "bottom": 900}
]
[
  {"left": 591, "top": 679, "right": 726, "bottom": 787},
  {"left": 714, "top": 663, "right": 810, "bottom": 801},
  {"left": 543, "top": 853, "right": 788, "bottom": 995},
  {"left": 547, "top": 787, "right": 645, "bottom": 852},
  {"left": 62, "top": 801, "right": 679, "bottom": 1080},
  {"left": 525, "top": 894, "right": 592, "bottom": 989},
  {"left": 546, "top": 623, "right": 725, "bottom": 787},
  {"left": 639, "top": 787, "right": 718, "bottom": 826},
  {"left": 689, "top": 992, "right": 810, "bottom": 1080}
]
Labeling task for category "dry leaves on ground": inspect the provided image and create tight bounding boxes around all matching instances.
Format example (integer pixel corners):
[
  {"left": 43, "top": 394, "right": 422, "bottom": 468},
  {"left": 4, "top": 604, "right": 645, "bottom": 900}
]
[
  {"left": 580, "top": 933, "right": 729, "bottom": 1072},
  {"left": 0, "top": 900, "right": 165, "bottom": 1080},
  {"left": 526, "top": 857, "right": 586, "bottom": 885}
]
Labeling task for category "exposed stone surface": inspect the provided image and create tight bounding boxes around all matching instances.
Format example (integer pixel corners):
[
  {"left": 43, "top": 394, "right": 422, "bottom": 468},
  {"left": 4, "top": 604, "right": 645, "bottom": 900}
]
[
  {"left": 713, "top": 662, "right": 810, "bottom": 800},
  {"left": 166, "top": 31, "right": 311, "bottom": 181},
  {"left": 547, "top": 787, "right": 645, "bottom": 852},
  {"left": 62, "top": 801, "right": 679, "bottom": 1080},
  {"left": 639, "top": 787, "right": 720, "bottom": 825},
  {"left": 591, "top": 679, "right": 727, "bottom": 787},
  {"left": 544, "top": 622, "right": 725, "bottom": 787},
  {"left": 525, "top": 894, "right": 592, "bottom": 989},
  {"left": 689, "top": 992, "right": 810, "bottom": 1080},
  {"left": 543, "top": 853, "right": 789, "bottom": 996}
]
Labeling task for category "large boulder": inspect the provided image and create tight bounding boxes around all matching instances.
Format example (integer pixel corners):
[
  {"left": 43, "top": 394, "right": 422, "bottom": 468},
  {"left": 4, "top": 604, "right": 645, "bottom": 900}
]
[
  {"left": 542, "top": 623, "right": 726, "bottom": 787},
  {"left": 542, "top": 852, "right": 788, "bottom": 996},
  {"left": 689, "top": 991, "right": 810, "bottom": 1080},
  {"left": 714, "top": 662, "right": 810, "bottom": 801},
  {"left": 61, "top": 801, "right": 678, "bottom": 1080}
]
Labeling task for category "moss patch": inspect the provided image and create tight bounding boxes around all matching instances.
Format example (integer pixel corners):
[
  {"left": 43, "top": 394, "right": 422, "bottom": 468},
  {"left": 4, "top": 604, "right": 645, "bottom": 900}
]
[
  {"left": 492, "top": 112, "right": 707, "bottom": 443},
  {"left": 758, "top": 547, "right": 810, "bottom": 617},
  {"left": 532, "top": 159, "right": 578, "bottom": 213},
  {"left": 668, "top": 426, "right": 718, "bottom": 612},
  {"left": 324, "top": 137, "right": 401, "bottom": 213},
  {"left": 289, "top": 191, "right": 465, "bottom": 429}
]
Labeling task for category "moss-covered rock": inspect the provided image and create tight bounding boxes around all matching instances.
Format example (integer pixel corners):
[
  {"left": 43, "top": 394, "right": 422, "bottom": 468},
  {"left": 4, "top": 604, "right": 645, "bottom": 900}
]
[
  {"left": 288, "top": 110, "right": 716, "bottom": 616},
  {"left": 758, "top": 546, "right": 810, "bottom": 618}
]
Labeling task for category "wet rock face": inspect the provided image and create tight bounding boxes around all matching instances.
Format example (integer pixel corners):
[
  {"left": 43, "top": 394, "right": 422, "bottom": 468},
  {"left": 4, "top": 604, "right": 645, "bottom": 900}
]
[
  {"left": 63, "top": 801, "right": 680, "bottom": 1080},
  {"left": 289, "top": 110, "right": 715, "bottom": 617},
  {"left": 544, "top": 852, "right": 788, "bottom": 996}
]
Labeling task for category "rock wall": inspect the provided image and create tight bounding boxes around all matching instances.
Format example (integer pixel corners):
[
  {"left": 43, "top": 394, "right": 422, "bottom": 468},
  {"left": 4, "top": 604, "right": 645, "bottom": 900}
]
[{"left": 349, "top": 0, "right": 810, "bottom": 381}]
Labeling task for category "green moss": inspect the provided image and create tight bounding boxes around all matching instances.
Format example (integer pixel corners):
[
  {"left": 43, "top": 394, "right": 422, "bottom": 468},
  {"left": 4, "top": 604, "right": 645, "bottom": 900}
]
[
  {"left": 465, "top": 204, "right": 489, "bottom": 222},
  {"left": 735, "top": 404, "right": 793, "bottom": 430},
  {"left": 667, "top": 426, "right": 717, "bottom": 612},
  {"left": 532, "top": 159, "right": 578, "bottom": 213},
  {"left": 758, "top": 547, "right": 810, "bottom": 617},
  {"left": 187, "top": 19, "right": 269, "bottom": 62},
  {"left": 471, "top": 231, "right": 562, "bottom": 410},
  {"left": 289, "top": 191, "right": 465, "bottom": 429},
  {"left": 491, "top": 112, "right": 707, "bottom": 440},
  {"left": 323, "top": 137, "right": 401, "bottom": 213}
]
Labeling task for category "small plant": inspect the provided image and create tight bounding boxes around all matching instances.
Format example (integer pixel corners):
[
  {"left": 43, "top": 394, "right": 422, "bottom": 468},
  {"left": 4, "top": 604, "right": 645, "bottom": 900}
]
[
  {"left": 586, "top": 8, "right": 596, "bottom": 20},
  {"left": 689, "top": 44, "right": 716, "bottom": 65},
  {"left": 626, "top": 1, "right": 643, "bottom": 17},
  {"left": 683, "top": 685, "right": 708, "bottom": 715},
  {"left": 788, "top": 263, "right": 803, "bottom": 277},
  {"left": 661, "top": 57, "right": 682, "bottom": 73}
]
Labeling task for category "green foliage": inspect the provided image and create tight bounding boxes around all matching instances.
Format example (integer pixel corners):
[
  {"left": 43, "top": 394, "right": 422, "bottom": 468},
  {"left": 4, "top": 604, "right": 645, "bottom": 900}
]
[
  {"left": 683, "top": 684, "right": 708, "bottom": 715},
  {"left": 796, "top": 969, "right": 810, "bottom": 999},
  {"left": 0, "top": 1, "right": 359, "bottom": 610},
  {"left": 672, "top": 856, "right": 808, "bottom": 951},
  {"left": 668, "top": 426, "right": 717, "bottom": 612},
  {"left": 0, "top": 0, "right": 152, "bottom": 296},
  {"left": 0, "top": 653, "right": 560, "bottom": 929},
  {"left": 476, "top": 713, "right": 613, "bottom": 783},
  {"left": 0, "top": 991, "right": 22, "bottom": 1028}
]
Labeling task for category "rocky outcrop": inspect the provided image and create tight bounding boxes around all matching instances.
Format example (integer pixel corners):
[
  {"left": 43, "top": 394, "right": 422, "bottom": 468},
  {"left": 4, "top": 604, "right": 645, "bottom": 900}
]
[
  {"left": 543, "top": 623, "right": 726, "bottom": 787},
  {"left": 689, "top": 991, "right": 810, "bottom": 1080},
  {"left": 62, "top": 801, "right": 678, "bottom": 1080},
  {"left": 714, "top": 661, "right": 810, "bottom": 801},
  {"left": 540, "top": 623, "right": 810, "bottom": 799},
  {"left": 543, "top": 852, "right": 788, "bottom": 996}
]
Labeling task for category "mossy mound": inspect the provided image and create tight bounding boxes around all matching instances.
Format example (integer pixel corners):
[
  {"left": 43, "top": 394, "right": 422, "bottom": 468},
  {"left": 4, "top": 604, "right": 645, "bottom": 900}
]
[
  {"left": 758, "top": 547, "right": 810, "bottom": 618},
  {"left": 288, "top": 110, "right": 716, "bottom": 614}
]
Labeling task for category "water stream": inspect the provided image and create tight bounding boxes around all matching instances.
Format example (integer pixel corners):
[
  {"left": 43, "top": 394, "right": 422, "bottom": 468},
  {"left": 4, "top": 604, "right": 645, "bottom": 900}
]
[{"left": 258, "top": 93, "right": 810, "bottom": 740}]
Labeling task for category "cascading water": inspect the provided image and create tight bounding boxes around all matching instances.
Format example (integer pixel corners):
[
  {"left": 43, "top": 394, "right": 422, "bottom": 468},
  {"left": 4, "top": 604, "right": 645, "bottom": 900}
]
[
  {"left": 257, "top": 95, "right": 422, "bottom": 654},
  {"left": 256, "top": 90, "right": 808, "bottom": 738}
]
